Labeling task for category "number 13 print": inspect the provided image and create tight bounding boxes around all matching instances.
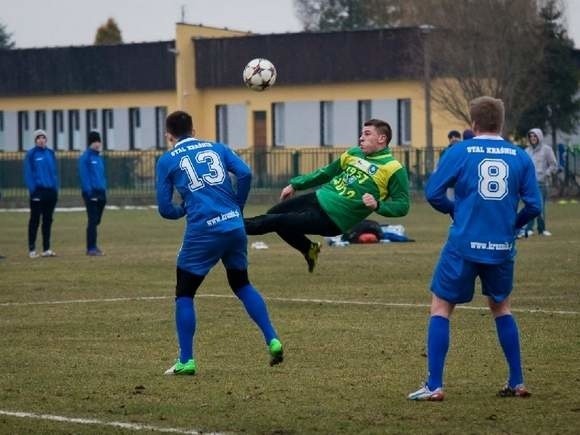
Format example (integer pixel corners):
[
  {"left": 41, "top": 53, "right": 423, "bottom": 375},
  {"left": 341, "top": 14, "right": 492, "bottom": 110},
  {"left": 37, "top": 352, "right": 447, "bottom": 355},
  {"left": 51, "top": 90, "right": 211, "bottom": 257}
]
[{"left": 180, "top": 150, "right": 226, "bottom": 191}]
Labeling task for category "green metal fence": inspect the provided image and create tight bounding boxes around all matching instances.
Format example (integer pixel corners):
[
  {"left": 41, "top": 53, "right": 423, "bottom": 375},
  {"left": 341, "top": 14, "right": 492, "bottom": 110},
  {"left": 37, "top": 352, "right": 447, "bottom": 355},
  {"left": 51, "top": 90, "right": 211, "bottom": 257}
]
[{"left": 1, "top": 146, "right": 579, "bottom": 205}]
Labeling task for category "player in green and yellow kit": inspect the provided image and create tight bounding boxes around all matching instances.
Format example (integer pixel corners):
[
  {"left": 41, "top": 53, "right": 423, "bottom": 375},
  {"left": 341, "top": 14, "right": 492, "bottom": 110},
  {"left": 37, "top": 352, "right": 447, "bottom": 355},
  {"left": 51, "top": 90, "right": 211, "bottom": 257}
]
[{"left": 244, "top": 119, "right": 410, "bottom": 272}]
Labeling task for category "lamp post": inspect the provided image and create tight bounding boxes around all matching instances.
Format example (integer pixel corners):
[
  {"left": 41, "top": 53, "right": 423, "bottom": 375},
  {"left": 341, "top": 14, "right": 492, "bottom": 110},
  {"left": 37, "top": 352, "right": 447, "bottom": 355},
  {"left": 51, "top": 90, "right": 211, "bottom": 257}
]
[{"left": 420, "top": 24, "right": 435, "bottom": 175}]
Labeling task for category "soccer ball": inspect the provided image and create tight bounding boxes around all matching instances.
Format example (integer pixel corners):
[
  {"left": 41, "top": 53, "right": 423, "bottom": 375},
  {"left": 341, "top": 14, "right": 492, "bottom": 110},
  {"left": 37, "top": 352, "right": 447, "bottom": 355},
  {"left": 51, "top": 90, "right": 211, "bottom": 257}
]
[{"left": 242, "top": 58, "right": 277, "bottom": 91}]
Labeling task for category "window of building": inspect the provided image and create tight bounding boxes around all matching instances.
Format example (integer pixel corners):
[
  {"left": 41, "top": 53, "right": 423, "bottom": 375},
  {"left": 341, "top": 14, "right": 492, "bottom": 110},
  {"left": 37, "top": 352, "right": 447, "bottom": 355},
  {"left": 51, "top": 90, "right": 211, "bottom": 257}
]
[
  {"left": 53, "top": 110, "right": 64, "bottom": 150},
  {"left": 272, "top": 102, "right": 285, "bottom": 147},
  {"left": 129, "top": 107, "right": 141, "bottom": 150},
  {"left": 130, "top": 107, "right": 141, "bottom": 128},
  {"left": 397, "top": 99, "right": 412, "bottom": 145},
  {"left": 320, "top": 101, "right": 334, "bottom": 146},
  {"left": 155, "top": 106, "right": 167, "bottom": 149},
  {"left": 103, "top": 109, "right": 114, "bottom": 129},
  {"left": 102, "top": 109, "right": 114, "bottom": 150},
  {"left": 68, "top": 109, "right": 80, "bottom": 150},
  {"left": 35, "top": 110, "right": 47, "bottom": 130},
  {"left": 17, "top": 111, "right": 29, "bottom": 151},
  {"left": 215, "top": 105, "right": 228, "bottom": 144},
  {"left": 358, "top": 100, "right": 372, "bottom": 128},
  {"left": 86, "top": 109, "right": 98, "bottom": 131}
]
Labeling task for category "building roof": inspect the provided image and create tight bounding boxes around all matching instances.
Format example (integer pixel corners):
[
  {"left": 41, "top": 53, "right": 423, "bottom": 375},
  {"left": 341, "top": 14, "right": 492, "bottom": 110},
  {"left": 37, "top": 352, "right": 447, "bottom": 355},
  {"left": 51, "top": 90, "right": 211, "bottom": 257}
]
[
  {"left": 0, "top": 41, "right": 176, "bottom": 96},
  {"left": 194, "top": 27, "right": 423, "bottom": 88}
]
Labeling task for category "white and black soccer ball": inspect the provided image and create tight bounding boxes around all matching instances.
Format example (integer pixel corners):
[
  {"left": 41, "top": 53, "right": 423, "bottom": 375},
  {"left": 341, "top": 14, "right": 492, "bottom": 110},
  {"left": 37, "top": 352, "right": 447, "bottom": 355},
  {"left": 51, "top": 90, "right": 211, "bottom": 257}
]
[{"left": 242, "top": 58, "right": 277, "bottom": 91}]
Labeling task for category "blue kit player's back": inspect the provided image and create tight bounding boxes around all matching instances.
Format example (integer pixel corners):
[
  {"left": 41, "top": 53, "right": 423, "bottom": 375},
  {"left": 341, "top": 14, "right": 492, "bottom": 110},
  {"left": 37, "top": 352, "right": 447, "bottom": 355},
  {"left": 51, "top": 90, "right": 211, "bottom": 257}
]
[
  {"left": 426, "top": 136, "right": 541, "bottom": 264},
  {"left": 408, "top": 97, "right": 541, "bottom": 402},
  {"left": 156, "top": 137, "right": 254, "bottom": 277},
  {"left": 156, "top": 138, "right": 251, "bottom": 235},
  {"left": 156, "top": 110, "right": 283, "bottom": 376}
]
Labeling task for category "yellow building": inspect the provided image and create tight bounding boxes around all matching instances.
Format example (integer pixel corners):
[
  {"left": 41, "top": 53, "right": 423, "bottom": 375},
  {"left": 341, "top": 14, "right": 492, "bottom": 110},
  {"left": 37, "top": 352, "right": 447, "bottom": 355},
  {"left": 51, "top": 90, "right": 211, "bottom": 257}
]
[
  {"left": 0, "top": 23, "right": 464, "bottom": 155},
  {"left": 175, "top": 23, "right": 462, "bottom": 153}
]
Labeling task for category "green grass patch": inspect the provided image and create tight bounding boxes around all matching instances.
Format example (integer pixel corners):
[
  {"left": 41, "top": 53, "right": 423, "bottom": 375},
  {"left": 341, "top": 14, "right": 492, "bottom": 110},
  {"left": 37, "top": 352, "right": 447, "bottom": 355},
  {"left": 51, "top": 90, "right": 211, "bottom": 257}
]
[{"left": 0, "top": 202, "right": 579, "bottom": 434}]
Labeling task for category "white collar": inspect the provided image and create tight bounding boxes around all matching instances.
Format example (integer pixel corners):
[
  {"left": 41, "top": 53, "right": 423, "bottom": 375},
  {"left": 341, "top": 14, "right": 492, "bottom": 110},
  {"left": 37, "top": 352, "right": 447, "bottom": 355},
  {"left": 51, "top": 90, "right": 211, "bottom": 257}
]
[
  {"left": 174, "top": 137, "right": 198, "bottom": 148},
  {"left": 473, "top": 134, "right": 504, "bottom": 141}
]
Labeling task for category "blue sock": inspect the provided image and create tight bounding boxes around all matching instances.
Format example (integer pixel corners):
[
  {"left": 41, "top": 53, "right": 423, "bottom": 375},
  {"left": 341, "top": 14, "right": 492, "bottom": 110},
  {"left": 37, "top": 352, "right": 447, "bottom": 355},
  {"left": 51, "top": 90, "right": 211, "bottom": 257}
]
[
  {"left": 175, "top": 296, "right": 196, "bottom": 363},
  {"left": 495, "top": 314, "right": 524, "bottom": 387},
  {"left": 235, "top": 284, "right": 277, "bottom": 344},
  {"left": 426, "top": 315, "right": 450, "bottom": 390}
]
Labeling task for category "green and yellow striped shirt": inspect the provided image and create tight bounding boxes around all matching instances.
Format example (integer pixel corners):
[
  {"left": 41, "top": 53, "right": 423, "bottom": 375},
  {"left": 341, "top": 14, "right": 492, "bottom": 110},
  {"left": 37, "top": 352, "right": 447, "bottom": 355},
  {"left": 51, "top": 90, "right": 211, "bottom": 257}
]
[{"left": 290, "top": 147, "right": 410, "bottom": 232}]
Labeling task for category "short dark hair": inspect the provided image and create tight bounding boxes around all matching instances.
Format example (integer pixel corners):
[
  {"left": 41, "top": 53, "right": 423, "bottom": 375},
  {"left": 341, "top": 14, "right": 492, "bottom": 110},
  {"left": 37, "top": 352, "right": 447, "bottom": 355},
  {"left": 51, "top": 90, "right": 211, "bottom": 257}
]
[
  {"left": 448, "top": 130, "right": 461, "bottom": 140},
  {"left": 88, "top": 130, "right": 101, "bottom": 144},
  {"left": 364, "top": 119, "right": 392, "bottom": 145},
  {"left": 469, "top": 97, "right": 504, "bottom": 134},
  {"left": 166, "top": 111, "right": 193, "bottom": 138}
]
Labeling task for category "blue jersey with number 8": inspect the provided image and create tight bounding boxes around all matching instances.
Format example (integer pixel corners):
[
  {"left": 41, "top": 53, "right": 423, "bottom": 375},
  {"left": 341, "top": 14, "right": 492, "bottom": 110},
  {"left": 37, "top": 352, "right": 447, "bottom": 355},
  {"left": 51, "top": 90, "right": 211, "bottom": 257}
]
[
  {"left": 426, "top": 136, "right": 541, "bottom": 264},
  {"left": 156, "top": 137, "right": 252, "bottom": 235}
]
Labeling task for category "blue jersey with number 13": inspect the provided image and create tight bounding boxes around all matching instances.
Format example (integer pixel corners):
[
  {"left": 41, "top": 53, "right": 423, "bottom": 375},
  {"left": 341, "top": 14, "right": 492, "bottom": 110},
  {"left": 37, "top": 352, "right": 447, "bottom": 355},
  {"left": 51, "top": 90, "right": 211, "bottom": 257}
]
[
  {"left": 156, "top": 137, "right": 252, "bottom": 235},
  {"left": 426, "top": 136, "right": 541, "bottom": 264}
]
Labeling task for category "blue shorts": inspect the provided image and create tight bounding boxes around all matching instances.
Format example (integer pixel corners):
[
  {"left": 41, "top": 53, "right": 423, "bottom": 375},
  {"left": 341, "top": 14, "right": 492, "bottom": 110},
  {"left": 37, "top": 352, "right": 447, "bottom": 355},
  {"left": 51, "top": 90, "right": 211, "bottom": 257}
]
[
  {"left": 177, "top": 227, "right": 248, "bottom": 276},
  {"left": 431, "top": 243, "right": 514, "bottom": 304}
]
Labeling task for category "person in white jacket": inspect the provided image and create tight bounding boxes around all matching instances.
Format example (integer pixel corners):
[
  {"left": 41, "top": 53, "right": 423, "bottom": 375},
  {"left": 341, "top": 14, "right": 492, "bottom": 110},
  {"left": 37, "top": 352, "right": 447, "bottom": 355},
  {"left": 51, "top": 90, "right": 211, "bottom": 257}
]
[{"left": 523, "top": 128, "right": 558, "bottom": 236}]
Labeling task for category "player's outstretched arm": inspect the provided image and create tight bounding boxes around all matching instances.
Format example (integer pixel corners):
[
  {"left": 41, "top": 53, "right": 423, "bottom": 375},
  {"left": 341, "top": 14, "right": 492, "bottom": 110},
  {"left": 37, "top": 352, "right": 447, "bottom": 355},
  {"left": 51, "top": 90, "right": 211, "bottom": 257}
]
[{"left": 288, "top": 157, "right": 342, "bottom": 192}]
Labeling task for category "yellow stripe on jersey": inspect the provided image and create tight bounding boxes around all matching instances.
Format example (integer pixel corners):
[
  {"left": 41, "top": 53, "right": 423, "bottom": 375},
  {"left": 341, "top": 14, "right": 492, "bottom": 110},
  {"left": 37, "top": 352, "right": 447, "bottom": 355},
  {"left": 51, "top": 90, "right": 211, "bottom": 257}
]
[
  {"left": 340, "top": 152, "right": 403, "bottom": 200},
  {"left": 374, "top": 160, "right": 403, "bottom": 199}
]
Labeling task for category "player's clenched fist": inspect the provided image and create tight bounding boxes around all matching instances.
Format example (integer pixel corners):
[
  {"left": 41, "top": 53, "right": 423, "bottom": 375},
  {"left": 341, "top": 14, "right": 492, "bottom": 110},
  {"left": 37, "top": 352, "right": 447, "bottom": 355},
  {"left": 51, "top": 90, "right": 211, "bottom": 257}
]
[{"left": 362, "top": 193, "right": 378, "bottom": 210}]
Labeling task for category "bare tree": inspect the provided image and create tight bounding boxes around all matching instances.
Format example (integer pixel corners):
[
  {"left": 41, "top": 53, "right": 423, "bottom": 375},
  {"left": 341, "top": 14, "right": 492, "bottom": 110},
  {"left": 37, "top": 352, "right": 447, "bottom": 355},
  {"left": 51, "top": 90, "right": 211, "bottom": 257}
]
[
  {"left": 294, "top": 0, "right": 401, "bottom": 31},
  {"left": 401, "top": 0, "right": 546, "bottom": 135},
  {"left": 293, "top": 0, "right": 558, "bottom": 135}
]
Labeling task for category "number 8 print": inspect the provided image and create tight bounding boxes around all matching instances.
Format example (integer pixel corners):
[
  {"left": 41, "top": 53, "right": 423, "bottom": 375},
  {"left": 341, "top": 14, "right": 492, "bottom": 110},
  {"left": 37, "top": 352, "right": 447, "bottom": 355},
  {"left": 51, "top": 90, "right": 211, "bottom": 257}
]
[{"left": 478, "top": 158, "right": 509, "bottom": 200}]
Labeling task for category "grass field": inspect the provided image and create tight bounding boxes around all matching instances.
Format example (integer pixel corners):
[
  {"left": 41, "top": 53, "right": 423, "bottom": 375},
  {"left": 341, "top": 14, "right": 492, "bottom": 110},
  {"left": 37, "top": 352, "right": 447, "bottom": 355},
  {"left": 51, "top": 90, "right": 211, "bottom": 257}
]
[{"left": 0, "top": 201, "right": 579, "bottom": 434}]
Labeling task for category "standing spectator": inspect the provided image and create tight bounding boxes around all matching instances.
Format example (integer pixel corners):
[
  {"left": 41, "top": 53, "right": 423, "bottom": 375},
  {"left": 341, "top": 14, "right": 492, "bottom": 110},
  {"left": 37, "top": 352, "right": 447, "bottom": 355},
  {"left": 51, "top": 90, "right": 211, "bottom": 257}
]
[
  {"left": 441, "top": 130, "right": 462, "bottom": 159},
  {"left": 79, "top": 131, "right": 107, "bottom": 256},
  {"left": 447, "top": 130, "right": 462, "bottom": 146},
  {"left": 522, "top": 128, "right": 558, "bottom": 237},
  {"left": 408, "top": 96, "right": 541, "bottom": 401},
  {"left": 24, "top": 129, "right": 58, "bottom": 258},
  {"left": 156, "top": 111, "right": 283, "bottom": 375}
]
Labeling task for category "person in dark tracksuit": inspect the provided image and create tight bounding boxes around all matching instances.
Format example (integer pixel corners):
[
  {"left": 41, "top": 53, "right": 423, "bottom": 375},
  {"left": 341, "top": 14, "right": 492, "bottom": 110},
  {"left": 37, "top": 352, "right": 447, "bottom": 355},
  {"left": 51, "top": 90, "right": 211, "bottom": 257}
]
[
  {"left": 78, "top": 131, "right": 107, "bottom": 256},
  {"left": 24, "top": 129, "right": 59, "bottom": 258}
]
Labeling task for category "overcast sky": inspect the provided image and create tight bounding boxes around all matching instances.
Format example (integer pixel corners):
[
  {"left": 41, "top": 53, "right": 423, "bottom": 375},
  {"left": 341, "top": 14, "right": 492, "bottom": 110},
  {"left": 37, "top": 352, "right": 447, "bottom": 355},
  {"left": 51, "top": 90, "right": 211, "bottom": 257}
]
[{"left": 1, "top": 0, "right": 579, "bottom": 48}]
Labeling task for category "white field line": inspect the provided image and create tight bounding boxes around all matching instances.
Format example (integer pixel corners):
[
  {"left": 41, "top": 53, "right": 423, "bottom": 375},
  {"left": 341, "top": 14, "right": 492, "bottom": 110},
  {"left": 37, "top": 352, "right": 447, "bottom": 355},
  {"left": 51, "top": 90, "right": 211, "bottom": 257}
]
[
  {"left": 0, "top": 294, "right": 578, "bottom": 316},
  {"left": 0, "top": 294, "right": 576, "bottom": 431},
  {"left": 0, "top": 410, "right": 225, "bottom": 434}
]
